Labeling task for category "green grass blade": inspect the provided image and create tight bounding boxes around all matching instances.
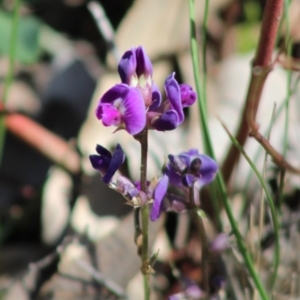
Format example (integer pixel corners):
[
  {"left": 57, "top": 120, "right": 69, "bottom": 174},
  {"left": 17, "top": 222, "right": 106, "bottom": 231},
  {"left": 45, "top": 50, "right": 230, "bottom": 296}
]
[
  {"left": 0, "top": 0, "right": 22, "bottom": 164},
  {"left": 201, "top": 0, "right": 209, "bottom": 114},
  {"left": 189, "top": 0, "right": 223, "bottom": 229},
  {"left": 222, "top": 121, "right": 280, "bottom": 293},
  {"left": 189, "top": 1, "right": 269, "bottom": 298}
]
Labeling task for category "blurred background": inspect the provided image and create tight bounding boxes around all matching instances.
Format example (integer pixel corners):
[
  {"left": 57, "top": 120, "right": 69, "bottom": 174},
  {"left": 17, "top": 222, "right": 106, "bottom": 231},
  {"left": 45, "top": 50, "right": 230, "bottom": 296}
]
[{"left": 1, "top": 0, "right": 300, "bottom": 299}]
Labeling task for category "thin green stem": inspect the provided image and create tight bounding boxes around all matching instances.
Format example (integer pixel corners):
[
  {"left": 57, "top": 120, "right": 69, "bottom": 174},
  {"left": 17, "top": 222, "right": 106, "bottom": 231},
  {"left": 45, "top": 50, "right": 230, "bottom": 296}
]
[
  {"left": 222, "top": 121, "right": 279, "bottom": 295},
  {"left": 189, "top": 188, "right": 209, "bottom": 295},
  {"left": 189, "top": 1, "right": 269, "bottom": 297},
  {"left": 201, "top": 0, "right": 209, "bottom": 114},
  {"left": 0, "top": 0, "right": 22, "bottom": 164},
  {"left": 137, "top": 129, "right": 150, "bottom": 300},
  {"left": 282, "top": 0, "right": 291, "bottom": 157},
  {"left": 188, "top": 0, "right": 222, "bottom": 229},
  {"left": 134, "top": 208, "right": 142, "bottom": 254},
  {"left": 141, "top": 205, "right": 150, "bottom": 300}
]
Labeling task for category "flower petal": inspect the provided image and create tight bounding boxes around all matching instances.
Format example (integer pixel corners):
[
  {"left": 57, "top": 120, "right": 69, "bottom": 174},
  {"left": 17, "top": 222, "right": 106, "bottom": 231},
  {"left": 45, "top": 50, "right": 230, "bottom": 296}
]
[
  {"left": 167, "top": 164, "right": 183, "bottom": 188},
  {"left": 168, "top": 154, "right": 187, "bottom": 173},
  {"left": 182, "top": 174, "right": 196, "bottom": 187},
  {"left": 149, "top": 82, "right": 162, "bottom": 111},
  {"left": 151, "top": 110, "right": 178, "bottom": 131},
  {"left": 89, "top": 154, "right": 109, "bottom": 174},
  {"left": 97, "top": 84, "right": 129, "bottom": 106},
  {"left": 89, "top": 144, "right": 112, "bottom": 174},
  {"left": 150, "top": 174, "right": 169, "bottom": 221},
  {"left": 165, "top": 73, "right": 184, "bottom": 124},
  {"left": 197, "top": 154, "right": 218, "bottom": 187},
  {"left": 118, "top": 49, "right": 137, "bottom": 85},
  {"left": 186, "top": 149, "right": 199, "bottom": 156},
  {"left": 100, "top": 104, "right": 121, "bottom": 127},
  {"left": 121, "top": 87, "right": 146, "bottom": 134},
  {"left": 96, "top": 84, "right": 146, "bottom": 135},
  {"left": 180, "top": 84, "right": 197, "bottom": 108},
  {"left": 102, "top": 144, "right": 125, "bottom": 183},
  {"left": 135, "top": 46, "right": 153, "bottom": 79},
  {"left": 96, "top": 144, "right": 112, "bottom": 159}
]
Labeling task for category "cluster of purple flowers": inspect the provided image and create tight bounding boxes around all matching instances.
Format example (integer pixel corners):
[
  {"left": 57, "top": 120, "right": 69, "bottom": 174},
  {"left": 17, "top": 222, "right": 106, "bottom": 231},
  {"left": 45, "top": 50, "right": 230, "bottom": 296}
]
[
  {"left": 96, "top": 46, "right": 197, "bottom": 135},
  {"left": 89, "top": 46, "right": 218, "bottom": 221},
  {"left": 150, "top": 149, "right": 218, "bottom": 221}
]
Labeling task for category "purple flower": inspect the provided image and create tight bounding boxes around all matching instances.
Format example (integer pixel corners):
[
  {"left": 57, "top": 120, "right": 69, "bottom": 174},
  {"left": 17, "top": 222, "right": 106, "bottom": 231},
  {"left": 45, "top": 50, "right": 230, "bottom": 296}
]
[
  {"left": 168, "top": 149, "right": 218, "bottom": 189},
  {"left": 89, "top": 144, "right": 125, "bottom": 184},
  {"left": 96, "top": 84, "right": 146, "bottom": 135},
  {"left": 95, "top": 46, "right": 197, "bottom": 135},
  {"left": 148, "top": 73, "right": 197, "bottom": 131},
  {"left": 118, "top": 47, "right": 153, "bottom": 89},
  {"left": 150, "top": 149, "right": 218, "bottom": 221},
  {"left": 90, "top": 144, "right": 148, "bottom": 207}
]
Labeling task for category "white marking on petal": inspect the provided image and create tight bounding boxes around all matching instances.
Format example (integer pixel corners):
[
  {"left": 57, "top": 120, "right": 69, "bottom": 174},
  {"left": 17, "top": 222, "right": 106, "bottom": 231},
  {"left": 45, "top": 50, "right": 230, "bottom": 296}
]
[
  {"left": 130, "top": 76, "right": 139, "bottom": 87},
  {"left": 113, "top": 98, "right": 126, "bottom": 115}
]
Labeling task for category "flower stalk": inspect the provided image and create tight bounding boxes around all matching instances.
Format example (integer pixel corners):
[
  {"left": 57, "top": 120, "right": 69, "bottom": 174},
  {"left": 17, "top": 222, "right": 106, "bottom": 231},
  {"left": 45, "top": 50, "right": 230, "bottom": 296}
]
[{"left": 137, "top": 129, "right": 150, "bottom": 300}]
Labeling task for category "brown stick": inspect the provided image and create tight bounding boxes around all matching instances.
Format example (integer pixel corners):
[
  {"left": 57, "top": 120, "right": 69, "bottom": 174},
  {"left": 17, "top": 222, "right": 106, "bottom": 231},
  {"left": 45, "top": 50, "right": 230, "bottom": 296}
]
[
  {"left": 221, "top": 0, "right": 296, "bottom": 184},
  {"left": 5, "top": 113, "right": 81, "bottom": 174}
]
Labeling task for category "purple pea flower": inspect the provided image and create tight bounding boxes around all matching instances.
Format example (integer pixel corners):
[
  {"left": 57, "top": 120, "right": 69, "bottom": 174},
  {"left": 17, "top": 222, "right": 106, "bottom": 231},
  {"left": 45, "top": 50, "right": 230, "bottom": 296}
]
[
  {"left": 96, "top": 84, "right": 146, "bottom": 135},
  {"left": 150, "top": 149, "right": 218, "bottom": 221},
  {"left": 89, "top": 144, "right": 147, "bottom": 207},
  {"left": 148, "top": 73, "right": 197, "bottom": 131},
  {"left": 95, "top": 46, "right": 197, "bottom": 135},
  {"left": 118, "top": 47, "right": 153, "bottom": 104},
  {"left": 89, "top": 143, "right": 125, "bottom": 184}
]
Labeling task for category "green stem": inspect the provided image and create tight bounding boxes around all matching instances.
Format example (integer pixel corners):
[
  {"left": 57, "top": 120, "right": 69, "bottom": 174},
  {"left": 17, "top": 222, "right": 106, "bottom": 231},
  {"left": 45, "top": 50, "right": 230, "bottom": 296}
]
[
  {"left": 201, "top": 0, "right": 209, "bottom": 114},
  {"left": 0, "top": 0, "right": 22, "bottom": 164},
  {"left": 138, "top": 129, "right": 150, "bottom": 300},
  {"left": 141, "top": 205, "right": 150, "bottom": 300},
  {"left": 188, "top": 0, "right": 222, "bottom": 230},
  {"left": 189, "top": 188, "right": 209, "bottom": 295},
  {"left": 134, "top": 207, "right": 142, "bottom": 254},
  {"left": 222, "top": 121, "right": 279, "bottom": 297}
]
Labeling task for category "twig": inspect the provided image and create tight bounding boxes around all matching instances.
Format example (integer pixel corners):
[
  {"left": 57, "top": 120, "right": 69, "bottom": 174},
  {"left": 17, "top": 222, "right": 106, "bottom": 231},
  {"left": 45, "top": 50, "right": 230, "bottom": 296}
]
[
  {"left": 221, "top": 0, "right": 300, "bottom": 184},
  {"left": 87, "top": 1, "right": 120, "bottom": 62},
  {"left": 24, "top": 236, "right": 74, "bottom": 298},
  {"left": 75, "top": 260, "right": 127, "bottom": 299},
  {"left": 5, "top": 113, "right": 81, "bottom": 174}
]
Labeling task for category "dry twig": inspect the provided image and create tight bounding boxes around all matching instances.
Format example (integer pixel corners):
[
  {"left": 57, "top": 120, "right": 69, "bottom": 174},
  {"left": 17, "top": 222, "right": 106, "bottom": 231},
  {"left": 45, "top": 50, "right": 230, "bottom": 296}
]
[{"left": 221, "top": 0, "right": 300, "bottom": 184}]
